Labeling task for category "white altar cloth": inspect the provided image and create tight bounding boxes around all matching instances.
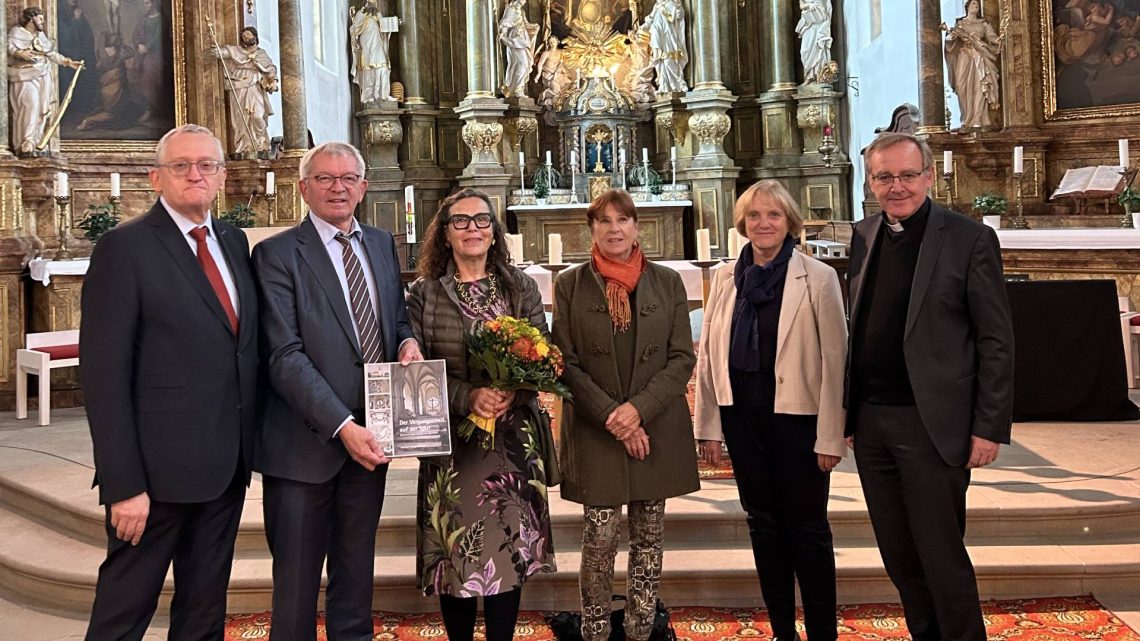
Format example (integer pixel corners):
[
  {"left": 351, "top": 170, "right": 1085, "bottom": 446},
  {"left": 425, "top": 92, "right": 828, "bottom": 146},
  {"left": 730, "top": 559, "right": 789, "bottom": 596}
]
[
  {"left": 997, "top": 229, "right": 1140, "bottom": 249},
  {"left": 28, "top": 258, "right": 90, "bottom": 285}
]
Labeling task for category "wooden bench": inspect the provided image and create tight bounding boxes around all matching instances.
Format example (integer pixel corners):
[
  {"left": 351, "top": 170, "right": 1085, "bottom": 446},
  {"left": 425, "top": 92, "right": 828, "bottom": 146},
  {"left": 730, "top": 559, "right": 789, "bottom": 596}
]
[{"left": 16, "top": 330, "right": 80, "bottom": 426}]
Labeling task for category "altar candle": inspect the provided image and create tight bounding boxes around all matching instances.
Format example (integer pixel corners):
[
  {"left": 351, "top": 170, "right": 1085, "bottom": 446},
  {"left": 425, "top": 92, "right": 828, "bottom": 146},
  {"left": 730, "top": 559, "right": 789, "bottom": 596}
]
[
  {"left": 110, "top": 172, "right": 121, "bottom": 197},
  {"left": 943, "top": 150, "right": 952, "bottom": 173},
  {"left": 571, "top": 149, "right": 577, "bottom": 169},
  {"left": 642, "top": 147, "right": 649, "bottom": 165},
  {"left": 1120, "top": 139, "right": 1130, "bottom": 168},
  {"left": 55, "top": 172, "right": 68, "bottom": 198},
  {"left": 266, "top": 171, "right": 276, "bottom": 195},
  {"left": 518, "top": 151, "right": 525, "bottom": 167},
  {"left": 671, "top": 146, "right": 677, "bottom": 161},
  {"left": 1013, "top": 146, "right": 1024, "bottom": 174},
  {"left": 507, "top": 233, "right": 524, "bottom": 264},
  {"left": 545, "top": 150, "right": 552, "bottom": 166},
  {"left": 696, "top": 228, "right": 711, "bottom": 261},
  {"left": 619, "top": 148, "right": 626, "bottom": 166},
  {"left": 404, "top": 185, "right": 416, "bottom": 244},
  {"left": 548, "top": 233, "right": 563, "bottom": 265},
  {"left": 726, "top": 229, "right": 739, "bottom": 257}
]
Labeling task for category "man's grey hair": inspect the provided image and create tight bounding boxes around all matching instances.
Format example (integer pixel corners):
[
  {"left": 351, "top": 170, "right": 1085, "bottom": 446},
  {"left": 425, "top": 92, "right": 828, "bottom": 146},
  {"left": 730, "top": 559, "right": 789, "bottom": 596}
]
[
  {"left": 154, "top": 124, "right": 225, "bottom": 164},
  {"left": 299, "top": 142, "right": 367, "bottom": 179},
  {"left": 864, "top": 132, "right": 934, "bottom": 172}
]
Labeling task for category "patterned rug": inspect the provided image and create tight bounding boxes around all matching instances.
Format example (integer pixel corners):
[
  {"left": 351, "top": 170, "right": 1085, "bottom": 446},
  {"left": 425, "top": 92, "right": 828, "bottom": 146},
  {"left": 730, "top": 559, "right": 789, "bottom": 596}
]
[{"left": 223, "top": 596, "right": 1140, "bottom": 640}]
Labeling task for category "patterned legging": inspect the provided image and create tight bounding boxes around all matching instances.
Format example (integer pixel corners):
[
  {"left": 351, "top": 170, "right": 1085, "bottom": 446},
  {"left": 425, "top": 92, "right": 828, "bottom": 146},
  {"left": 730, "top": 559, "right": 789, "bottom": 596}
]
[{"left": 579, "top": 500, "right": 666, "bottom": 641}]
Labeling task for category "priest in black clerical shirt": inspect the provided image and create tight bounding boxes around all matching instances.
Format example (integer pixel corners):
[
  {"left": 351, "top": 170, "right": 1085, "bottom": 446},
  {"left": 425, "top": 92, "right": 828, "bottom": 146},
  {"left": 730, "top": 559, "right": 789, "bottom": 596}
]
[{"left": 844, "top": 133, "right": 1014, "bottom": 641}]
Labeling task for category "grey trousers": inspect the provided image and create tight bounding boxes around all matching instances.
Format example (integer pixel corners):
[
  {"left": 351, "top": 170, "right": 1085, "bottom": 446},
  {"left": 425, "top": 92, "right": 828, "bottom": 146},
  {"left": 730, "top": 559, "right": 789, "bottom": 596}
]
[{"left": 579, "top": 500, "right": 666, "bottom": 641}]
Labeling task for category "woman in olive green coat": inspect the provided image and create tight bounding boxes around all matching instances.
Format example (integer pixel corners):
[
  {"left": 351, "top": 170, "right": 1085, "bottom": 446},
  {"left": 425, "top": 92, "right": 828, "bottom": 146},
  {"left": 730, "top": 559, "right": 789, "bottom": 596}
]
[{"left": 551, "top": 189, "right": 699, "bottom": 641}]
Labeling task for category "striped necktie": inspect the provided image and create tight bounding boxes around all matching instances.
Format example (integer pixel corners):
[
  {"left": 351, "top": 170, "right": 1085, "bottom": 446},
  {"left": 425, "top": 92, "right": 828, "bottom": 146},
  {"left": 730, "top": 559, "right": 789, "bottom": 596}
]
[{"left": 334, "top": 232, "right": 383, "bottom": 362}]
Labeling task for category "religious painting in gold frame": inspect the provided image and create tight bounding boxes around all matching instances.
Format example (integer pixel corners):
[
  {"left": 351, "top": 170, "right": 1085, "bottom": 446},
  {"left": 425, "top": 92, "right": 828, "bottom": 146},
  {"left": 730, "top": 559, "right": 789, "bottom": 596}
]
[
  {"left": 546, "top": 0, "right": 635, "bottom": 41},
  {"left": 1041, "top": 0, "right": 1140, "bottom": 121},
  {"left": 58, "top": 0, "right": 187, "bottom": 152}
]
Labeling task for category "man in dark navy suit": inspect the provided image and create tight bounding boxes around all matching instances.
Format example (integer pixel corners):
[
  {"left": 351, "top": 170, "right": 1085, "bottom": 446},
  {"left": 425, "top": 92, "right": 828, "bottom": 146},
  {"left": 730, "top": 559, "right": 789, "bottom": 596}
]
[
  {"left": 253, "top": 141, "right": 421, "bottom": 641},
  {"left": 846, "top": 132, "right": 1014, "bottom": 641},
  {"left": 81, "top": 124, "right": 259, "bottom": 640}
]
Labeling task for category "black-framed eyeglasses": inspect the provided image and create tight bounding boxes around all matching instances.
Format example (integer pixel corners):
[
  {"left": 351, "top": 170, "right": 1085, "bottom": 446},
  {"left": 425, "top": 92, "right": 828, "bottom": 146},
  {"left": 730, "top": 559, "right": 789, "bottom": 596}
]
[
  {"left": 307, "top": 174, "right": 362, "bottom": 189},
  {"left": 870, "top": 169, "right": 927, "bottom": 187},
  {"left": 448, "top": 213, "right": 493, "bottom": 230},
  {"left": 157, "top": 160, "right": 224, "bottom": 176}
]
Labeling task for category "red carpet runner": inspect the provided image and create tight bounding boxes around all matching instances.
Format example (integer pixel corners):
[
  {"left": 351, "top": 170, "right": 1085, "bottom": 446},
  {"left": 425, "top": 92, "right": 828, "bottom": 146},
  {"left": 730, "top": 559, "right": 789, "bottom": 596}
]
[{"left": 224, "top": 596, "right": 1139, "bottom": 640}]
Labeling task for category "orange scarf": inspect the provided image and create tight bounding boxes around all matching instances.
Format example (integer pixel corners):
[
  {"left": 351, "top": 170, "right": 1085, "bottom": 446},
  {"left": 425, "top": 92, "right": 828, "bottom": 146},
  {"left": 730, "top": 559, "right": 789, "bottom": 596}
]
[{"left": 591, "top": 243, "right": 647, "bottom": 332}]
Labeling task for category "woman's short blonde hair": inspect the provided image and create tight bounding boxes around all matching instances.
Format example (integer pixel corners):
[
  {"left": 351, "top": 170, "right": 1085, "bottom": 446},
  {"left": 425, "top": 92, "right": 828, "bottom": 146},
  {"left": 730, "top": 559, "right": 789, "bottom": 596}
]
[{"left": 733, "top": 180, "right": 804, "bottom": 238}]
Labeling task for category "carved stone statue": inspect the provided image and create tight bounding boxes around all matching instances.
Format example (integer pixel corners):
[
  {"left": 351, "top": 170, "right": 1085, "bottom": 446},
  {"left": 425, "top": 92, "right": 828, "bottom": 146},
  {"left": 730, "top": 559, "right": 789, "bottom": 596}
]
[
  {"left": 796, "top": 0, "right": 834, "bottom": 84},
  {"left": 640, "top": 0, "right": 689, "bottom": 95},
  {"left": 8, "top": 6, "right": 83, "bottom": 156},
  {"left": 533, "top": 36, "right": 568, "bottom": 108},
  {"left": 350, "top": 0, "right": 398, "bottom": 103},
  {"left": 499, "top": 0, "right": 538, "bottom": 98},
  {"left": 942, "top": 0, "right": 1001, "bottom": 130},
  {"left": 624, "top": 30, "right": 655, "bottom": 104},
  {"left": 211, "top": 27, "right": 279, "bottom": 157}
]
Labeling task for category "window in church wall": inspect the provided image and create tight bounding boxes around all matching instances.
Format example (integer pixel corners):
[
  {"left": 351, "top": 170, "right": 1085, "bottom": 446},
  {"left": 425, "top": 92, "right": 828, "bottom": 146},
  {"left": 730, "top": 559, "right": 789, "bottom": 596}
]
[
  {"left": 313, "top": 0, "right": 325, "bottom": 65},
  {"left": 870, "top": 0, "right": 882, "bottom": 41}
]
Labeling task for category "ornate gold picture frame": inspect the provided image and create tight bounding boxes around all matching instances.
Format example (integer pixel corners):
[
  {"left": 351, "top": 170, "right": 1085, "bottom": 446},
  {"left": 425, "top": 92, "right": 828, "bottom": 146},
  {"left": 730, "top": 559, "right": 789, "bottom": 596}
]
[
  {"left": 59, "top": 0, "right": 186, "bottom": 153},
  {"left": 1041, "top": 0, "right": 1140, "bottom": 121}
]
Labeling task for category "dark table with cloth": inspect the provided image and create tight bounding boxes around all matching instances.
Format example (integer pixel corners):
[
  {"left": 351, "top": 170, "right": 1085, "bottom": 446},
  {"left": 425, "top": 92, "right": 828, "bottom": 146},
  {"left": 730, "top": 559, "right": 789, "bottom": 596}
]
[{"left": 1006, "top": 279, "right": 1139, "bottom": 422}]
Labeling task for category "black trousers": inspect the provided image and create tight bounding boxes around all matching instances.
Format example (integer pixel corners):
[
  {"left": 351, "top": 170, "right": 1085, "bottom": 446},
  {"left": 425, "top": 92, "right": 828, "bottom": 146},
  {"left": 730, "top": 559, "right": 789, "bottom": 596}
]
[
  {"left": 720, "top": 371, "right": 837, "bottom": 641},
  {"left": 263, "top": 460, "right": 389, "bottom": 641},
  {"left": 85, "top": 470, "right": 245, "bottom": 641},
  {"left": 853, "top": 402, "right": 985, "bottom": 641}
]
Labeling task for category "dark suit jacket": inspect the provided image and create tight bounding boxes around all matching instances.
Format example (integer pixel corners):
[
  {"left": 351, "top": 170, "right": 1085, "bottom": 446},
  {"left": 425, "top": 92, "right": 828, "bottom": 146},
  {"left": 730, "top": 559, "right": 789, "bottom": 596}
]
[
  {"left": 252, "top": 215, "right": 414, "bottom": 484},
  {"left": 80, "top": 201, "right": 259, "bottom": 506},
  {"left": 844, "top": 200, "right": 1014, "bottom": 466}
]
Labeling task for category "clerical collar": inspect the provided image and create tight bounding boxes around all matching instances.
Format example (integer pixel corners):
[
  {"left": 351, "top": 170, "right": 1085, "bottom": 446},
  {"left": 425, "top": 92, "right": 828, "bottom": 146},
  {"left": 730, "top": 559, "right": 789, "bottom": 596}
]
[{"left": 882, "top": 198, "right": 931, "bottom": 234}]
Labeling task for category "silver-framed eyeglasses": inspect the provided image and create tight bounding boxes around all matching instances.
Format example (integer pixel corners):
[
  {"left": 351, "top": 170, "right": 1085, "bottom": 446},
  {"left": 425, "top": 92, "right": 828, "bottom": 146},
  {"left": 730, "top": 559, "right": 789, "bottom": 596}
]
[
  {"left": 448, "top": 213, "right": 493, "bottom": 230},
  {"left": 870, "top": 170, "right": 927, "bottom": 187},
  {"left": 308, "top": 174, "right": 362, "bottom": 189},
  {"left": 157, "top": 160, "right": 225, "bottom": 176}
]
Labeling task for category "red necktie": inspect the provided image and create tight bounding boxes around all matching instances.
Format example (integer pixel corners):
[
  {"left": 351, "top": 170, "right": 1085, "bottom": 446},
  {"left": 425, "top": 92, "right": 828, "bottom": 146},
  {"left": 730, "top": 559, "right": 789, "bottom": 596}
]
[{"left": 189, "top": 226, "right": 239, "bottom": 333}]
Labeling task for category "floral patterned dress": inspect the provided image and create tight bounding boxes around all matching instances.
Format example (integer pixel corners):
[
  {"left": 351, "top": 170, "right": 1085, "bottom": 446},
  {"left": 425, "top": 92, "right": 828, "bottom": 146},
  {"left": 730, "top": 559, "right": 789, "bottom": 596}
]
[{"left": 415, "top": 277, "right": 557, "bottom": 597}]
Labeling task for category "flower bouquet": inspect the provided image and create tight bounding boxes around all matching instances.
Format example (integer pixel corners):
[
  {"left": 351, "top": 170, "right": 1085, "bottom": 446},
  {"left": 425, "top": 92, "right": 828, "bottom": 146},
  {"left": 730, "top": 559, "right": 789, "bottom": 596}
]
[{"left": 460, "top": 315, "right": 571, "bottom": 449}]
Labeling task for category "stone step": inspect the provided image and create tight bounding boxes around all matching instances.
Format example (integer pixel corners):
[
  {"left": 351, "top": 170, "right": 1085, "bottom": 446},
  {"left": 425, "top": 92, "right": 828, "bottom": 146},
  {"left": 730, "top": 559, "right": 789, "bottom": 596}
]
[{"left": 4, "top": 502, "right": 1138, "bottom": 617}]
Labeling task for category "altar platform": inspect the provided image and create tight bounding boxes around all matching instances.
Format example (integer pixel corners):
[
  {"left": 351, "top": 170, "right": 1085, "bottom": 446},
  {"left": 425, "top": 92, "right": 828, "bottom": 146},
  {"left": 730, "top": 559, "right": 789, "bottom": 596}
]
[{"left": 1, "top": 393, "right": 1138, "bottom": 637}]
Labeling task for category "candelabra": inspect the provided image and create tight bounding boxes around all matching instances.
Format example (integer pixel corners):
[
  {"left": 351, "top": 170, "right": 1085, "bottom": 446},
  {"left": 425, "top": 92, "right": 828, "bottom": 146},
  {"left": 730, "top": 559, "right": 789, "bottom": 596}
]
[
  {"left": 54, "top": 195, "right": 73, "bottom": 261},
  {"left": 688, "top": 259, "right": 720, "bottom": 306},
  {"left": 1118, "top": 167, "right": 1138, "bottom": 229},
  {"left": 108, "top": 194, "right": 122, "bottom": 208},
  {"left": 264, "top": 190, "right": 278, "bottom": 225},
  {"left": 1011, "top": 171, "right": 1030, "bottom": 230},
  {"left": 942, "top": 168, "right": 954, "bottom": 210},
  {"left": 620, "top": 158, "right": 627, "bottom": 190},
  {"left": 670, "top": 159, "right": 677, "bottom": 188},
  {"left": 570, "top": 163, "right": 579, "bottom": 204},
  {"left": 519, "top": 160, "right": 526, "bottom": 193}
]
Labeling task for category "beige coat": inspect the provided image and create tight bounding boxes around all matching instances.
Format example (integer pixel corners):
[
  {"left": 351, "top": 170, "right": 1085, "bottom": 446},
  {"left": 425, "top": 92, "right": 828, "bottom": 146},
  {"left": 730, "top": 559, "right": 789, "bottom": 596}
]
[
  {"left": 552, "top": 262, "right": 700, "bottom": 506},
  {"left": 693, "top": 250, "right": 848, "bottom": 458}
]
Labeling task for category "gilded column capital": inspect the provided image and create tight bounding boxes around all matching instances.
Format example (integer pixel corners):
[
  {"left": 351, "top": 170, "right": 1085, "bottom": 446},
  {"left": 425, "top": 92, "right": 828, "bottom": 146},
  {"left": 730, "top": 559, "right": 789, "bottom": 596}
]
[
  {"left": 655, "top": 111, "right": 691, "bottom": 144},
  {"left": 690, "top": 113, "right": 731, "bottom": 148},
  {"left": 502, "top": 116, "right": 537, "bottom": 151}
]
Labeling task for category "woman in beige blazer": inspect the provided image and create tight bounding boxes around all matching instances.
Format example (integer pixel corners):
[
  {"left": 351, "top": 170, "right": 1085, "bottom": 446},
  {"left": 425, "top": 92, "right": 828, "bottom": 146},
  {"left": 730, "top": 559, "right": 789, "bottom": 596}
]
[{"left": 693, "top": 179, "right": 847, "bottom": 641}]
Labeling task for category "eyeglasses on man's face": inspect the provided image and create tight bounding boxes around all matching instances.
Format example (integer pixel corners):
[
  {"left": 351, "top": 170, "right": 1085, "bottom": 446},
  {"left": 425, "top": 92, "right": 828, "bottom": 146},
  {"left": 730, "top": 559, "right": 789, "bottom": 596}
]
[
  {"left": 157, "top": 160, "right": 225, "bottom": 176},
  {"left": 448, "top": 213, "right": 494, "bottom": 230},
  {"left": 870, "top": 169, "right": 927, "bottom": 187},
  {"left": 307, "top": 174, "right": 363, "bottom": 189}
]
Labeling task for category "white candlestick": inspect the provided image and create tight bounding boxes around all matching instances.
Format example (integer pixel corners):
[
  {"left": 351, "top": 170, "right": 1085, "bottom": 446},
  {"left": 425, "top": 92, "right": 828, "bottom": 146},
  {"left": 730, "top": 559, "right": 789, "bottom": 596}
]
[
  {"left": 266, "top": 171, "right": 276, "bottom": 195},
  {"left": 56, "top": 172, "right": 68, "bottom": 198},
  {"left": 571, "top": 149, "right": 577, "bottom": 168},
  {"left": 110, "top": 172, "right": 121, "bottom": 197},
  {"left": 545, "top": 150, "right": 552, "bottom": 166},
  {"left": 1120, "top": 139, "right": 1130, "bottom": 168},
  {"left": 642, "top": 147, "right": 649, "bottom": 165},
  {"left": 696, "top": 229, "right": 711, "bottom": 261},
  {"left": 404, "top": 185, "right": 416, "bottom": 244},
  {"left": 670, "top": 146, "right": 677, "bottom": 161},
  {"left": 548, "top": 233, "right": 563, "bottom": 265},
  {"left": 1013, "top": 146, "right": 1024, "bottom": 174},
  {"left": 943, "top": 150, "right": 952, "bottom": 173},
  {"left": 518, "top": 151, "right": 525, "bottom": 167}
]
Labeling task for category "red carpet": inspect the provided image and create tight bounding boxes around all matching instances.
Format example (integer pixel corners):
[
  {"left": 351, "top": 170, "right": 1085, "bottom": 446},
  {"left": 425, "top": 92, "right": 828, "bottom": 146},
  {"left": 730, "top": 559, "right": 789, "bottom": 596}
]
[{"left": 223, "top": 596, "right": 1140, "bottom": 640}]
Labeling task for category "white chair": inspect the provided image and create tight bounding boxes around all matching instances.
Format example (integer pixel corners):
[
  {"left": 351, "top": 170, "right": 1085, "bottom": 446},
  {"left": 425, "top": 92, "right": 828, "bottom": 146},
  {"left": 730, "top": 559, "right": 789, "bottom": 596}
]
[
  {"left": 16, "top": 330, "right": 80, "bottom": 426},
  {"left": 1120, "top": 297, "right": 1139, "bottom": 389}
]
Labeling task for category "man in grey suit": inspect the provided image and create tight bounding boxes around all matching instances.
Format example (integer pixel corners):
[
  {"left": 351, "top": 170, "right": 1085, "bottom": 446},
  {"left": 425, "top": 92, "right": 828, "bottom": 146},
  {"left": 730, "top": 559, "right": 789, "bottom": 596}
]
[
  {"left": 845, "top": 133, "right": 1014, "bottom": 641},
  {"left": 253, "top": 141, "right": 422, "bottom": 641}
]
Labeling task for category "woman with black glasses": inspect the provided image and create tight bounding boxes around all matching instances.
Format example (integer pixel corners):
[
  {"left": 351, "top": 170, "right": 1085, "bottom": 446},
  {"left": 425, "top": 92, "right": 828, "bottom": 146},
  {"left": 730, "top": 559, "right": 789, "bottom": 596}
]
[{"left": 407, "top": 188, "right": 556, "bottom": 641}]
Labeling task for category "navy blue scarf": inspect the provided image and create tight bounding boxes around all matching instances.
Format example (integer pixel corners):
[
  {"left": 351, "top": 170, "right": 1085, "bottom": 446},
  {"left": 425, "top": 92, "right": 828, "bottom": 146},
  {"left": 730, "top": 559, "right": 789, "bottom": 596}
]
[{"left": 729, "top": 236, "right": 794, "bottom": 372}]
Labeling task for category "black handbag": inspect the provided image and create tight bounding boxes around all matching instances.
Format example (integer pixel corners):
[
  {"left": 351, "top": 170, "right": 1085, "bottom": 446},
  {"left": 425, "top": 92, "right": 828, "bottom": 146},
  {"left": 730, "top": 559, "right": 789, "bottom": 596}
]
[
  {"left": 534, "top": 405, "right": 562, "bottom": 487},
  {"left": 546, "top": 596, "right": 675, "bottom": 641}
]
